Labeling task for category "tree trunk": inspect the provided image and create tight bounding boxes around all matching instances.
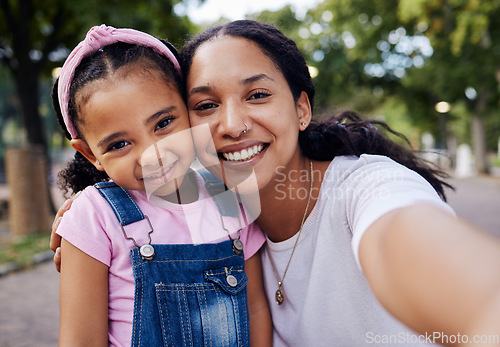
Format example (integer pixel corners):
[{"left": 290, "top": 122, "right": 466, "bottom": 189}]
[
  {"left": 469, "top": 90, "right": 490, "bottom": 174},
  {"left": 11, "top": 49, "right": 56, "bottom": 215},
  {"left": 5, "top": 0, "right": 56, "bottom": 216},
  {"left": 5, "top": 146, "right": 51, "bottom": 235},
  {"left": 470, "top": 114, "right": 488, "bottom": 173}
]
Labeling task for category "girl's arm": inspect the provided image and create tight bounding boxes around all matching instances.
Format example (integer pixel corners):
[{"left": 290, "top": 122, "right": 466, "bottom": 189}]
[
  {"left": 59, "top": 238, "right": 109, "bottom": 346},
  {"left": 245, "top": 250, "right": 273, "bottom": 347},
  {"left": 359, "top": 204, "right": 500, "bottom": 344}
]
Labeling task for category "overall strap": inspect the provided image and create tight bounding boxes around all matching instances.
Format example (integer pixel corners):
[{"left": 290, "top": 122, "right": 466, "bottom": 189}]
[
  {"left": 198, "top": 170, "right": 239, "bottom": 218},
  {"left": 94, "top": 181, "right": 144, "bottom": 226}
]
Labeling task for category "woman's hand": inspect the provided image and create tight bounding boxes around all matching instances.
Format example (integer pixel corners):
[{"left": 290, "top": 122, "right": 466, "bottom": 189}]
[{"left": 50, "top": 193, "right": 79, "bottom": 272}]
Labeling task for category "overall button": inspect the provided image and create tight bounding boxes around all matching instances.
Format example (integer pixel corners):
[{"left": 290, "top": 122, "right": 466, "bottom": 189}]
[
  {"left": 140, "top": 244, "right": 155, "bottom": 260},
  {"left": 232, "top": 239, "right": 244, "bottom": 254},
  {"left": 226, "top": 274, "right": 238, "bottom": 287}
]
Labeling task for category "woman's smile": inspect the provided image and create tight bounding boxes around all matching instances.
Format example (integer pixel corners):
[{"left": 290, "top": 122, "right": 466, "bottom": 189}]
[{"left": 219, "top": 143, "right": 266, "bottom": 162}]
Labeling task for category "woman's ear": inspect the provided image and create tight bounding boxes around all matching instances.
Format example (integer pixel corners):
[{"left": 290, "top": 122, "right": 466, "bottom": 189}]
[
  {"left": 296, "top": 91, "right": 312, "bottom": 130},
  {"left": 70, "top": 139, "right": 104, "bottom": 171}
]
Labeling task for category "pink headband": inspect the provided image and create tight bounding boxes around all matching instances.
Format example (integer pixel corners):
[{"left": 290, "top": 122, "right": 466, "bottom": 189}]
[{"left": 58, "top": 24, "right": 181, "bottom": 139}]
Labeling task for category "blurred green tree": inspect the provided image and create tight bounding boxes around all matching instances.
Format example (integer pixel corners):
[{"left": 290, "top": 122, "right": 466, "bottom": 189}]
[
  {"left": 398, "top": 0, "right": 500, "bottom": 172},
  {"left": 256, "top": 1, "right": 425, "bottom": 147},
  {"left": 0, "top": 0, "right": 193, "bottom": 151},
  {"left": 0, "top": 0, "right": 195, "bottom": 217},
  {"left": 259, "top": 0, "right": 499, "bottom": 172}
]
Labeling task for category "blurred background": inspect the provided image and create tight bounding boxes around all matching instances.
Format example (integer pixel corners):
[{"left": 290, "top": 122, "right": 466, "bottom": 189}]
[{"left": 0, "top": 0, "right": 499, "bottom": 345}]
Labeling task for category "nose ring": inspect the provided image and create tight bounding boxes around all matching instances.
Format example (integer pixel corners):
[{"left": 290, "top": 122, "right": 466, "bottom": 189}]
[{"left": 242, "top": 123, "right": 249, "bottom": 134}]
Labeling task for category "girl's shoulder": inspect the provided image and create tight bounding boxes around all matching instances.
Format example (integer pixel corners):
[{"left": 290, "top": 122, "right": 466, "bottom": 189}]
[
  {"left": 71, "top": 184, "right": 114, "bottom": 213},
  {"left": 56, "top": 184, "right": 121, "bottom": 267},
  {"left": 61, "top": 184, "right": 123, "bottom": 228}
]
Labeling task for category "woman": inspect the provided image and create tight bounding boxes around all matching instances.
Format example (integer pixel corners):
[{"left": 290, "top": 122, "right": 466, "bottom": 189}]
[{"left": 52, "top": 20, "right": 500, "bottom": 345}]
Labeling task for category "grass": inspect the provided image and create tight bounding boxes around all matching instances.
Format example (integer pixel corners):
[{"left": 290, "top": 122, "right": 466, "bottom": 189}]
[
  {"left": 491, "top": 157, "right": 500, "bottom": 168},
  {"left": 0, "top": 232, "right": 52, "bottom": 269}
]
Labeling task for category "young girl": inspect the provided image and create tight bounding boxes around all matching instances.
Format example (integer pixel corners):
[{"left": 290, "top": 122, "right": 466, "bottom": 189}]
[{"left": 52, "top": 25, "right": 271, "bottom": 346}]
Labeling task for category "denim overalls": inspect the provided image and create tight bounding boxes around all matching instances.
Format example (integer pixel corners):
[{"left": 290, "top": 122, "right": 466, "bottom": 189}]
[{"left": 95, "top": 171, "right": 250, "bottom": 346}]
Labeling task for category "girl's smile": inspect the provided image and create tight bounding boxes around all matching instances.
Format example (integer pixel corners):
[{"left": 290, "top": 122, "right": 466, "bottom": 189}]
[{"left": 141, "top": 159, "right": 178, "bottom": 185}]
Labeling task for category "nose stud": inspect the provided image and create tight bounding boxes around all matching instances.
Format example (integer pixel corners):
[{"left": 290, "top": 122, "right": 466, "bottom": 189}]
[{"left": 242, "top": 123, "right": 249, "bottom": 135}]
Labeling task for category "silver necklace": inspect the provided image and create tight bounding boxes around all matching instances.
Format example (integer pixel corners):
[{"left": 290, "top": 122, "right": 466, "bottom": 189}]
[{"left": 267, "top": 160, "right": 313, "bottom": 305}]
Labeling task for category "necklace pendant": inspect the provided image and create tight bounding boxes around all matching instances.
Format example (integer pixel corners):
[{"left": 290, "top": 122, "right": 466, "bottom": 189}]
[{"left": 275, "top": 288, "right": 285, "bottom": 305}]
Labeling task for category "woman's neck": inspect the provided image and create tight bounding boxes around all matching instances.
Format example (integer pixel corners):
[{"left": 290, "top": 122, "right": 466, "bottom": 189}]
[{"left": 256, "top": 159, "right": 329, "bottom": 242}]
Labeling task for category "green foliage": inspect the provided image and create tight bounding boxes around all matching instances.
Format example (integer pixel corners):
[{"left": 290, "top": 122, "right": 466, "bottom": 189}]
[
  {"left": 0, "top": 0, "right": 194, "bottom": 146},
  {"left": 399, "top": 0, "right": 499, "bottom": 55},
  {"left": 0, "top": 0, "right": 193, "bottom": 70},
  {"left": 258, "top": 0, "right": 430, "bottom": 137},
  {"left": 374, "top": 96, "right": 423, "bottom": 148},
  {"left": 253, "top": 0, "right": 500, "bottom": 157},
  {"left": 396, "top": 0, "right": 500, "bottom": 164}
]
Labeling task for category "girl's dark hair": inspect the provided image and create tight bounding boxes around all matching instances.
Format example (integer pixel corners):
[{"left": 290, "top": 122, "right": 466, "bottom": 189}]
[
  {"left": 181, "top": 20, "right": 452, "bottom": 200},
  {"left": 52, "top": 40, "right": 183, "bottom": 197}
]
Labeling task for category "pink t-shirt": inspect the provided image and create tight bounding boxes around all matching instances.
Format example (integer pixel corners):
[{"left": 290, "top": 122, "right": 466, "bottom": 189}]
[{"left": 57, "top": 171, "right": 265, "bottom": 346}]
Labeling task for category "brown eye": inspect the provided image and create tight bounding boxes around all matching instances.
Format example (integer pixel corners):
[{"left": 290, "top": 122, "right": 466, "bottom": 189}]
[
  {"left": 194, "top": 102, "right": 218, "bottom": 111},
  {"left": 249, "top": 90, "right": 271, "bottom": 100},
  {"left": 156, "top": 117, "right": 174, "bottom": 131},
  {"left": 108, "top": 140, "right": 129, "bottom": 152}
]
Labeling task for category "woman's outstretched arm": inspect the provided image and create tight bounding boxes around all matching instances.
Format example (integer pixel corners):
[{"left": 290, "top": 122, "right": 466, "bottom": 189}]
[{"left": 359, "top": 204, "right": 500, "bottom": 345}]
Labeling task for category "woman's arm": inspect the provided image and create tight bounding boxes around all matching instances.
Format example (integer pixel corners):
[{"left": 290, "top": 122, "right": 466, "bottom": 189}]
[
  {"left": 51, "top": 194, "right": 79, "bottom": 272},
  {"left": 359, "top": 204, "right": 500, "bottom": 344},
  {"left": 245, "top": 250, "right": 273, "bottom": 347},
  {"left": 59, "top": 238, "right": 109, "bottom": 346}
]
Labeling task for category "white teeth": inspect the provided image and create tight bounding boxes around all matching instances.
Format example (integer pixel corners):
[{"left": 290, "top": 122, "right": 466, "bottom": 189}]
[{"left": 222, "top": 144, "right": 264, "bottom": 162}]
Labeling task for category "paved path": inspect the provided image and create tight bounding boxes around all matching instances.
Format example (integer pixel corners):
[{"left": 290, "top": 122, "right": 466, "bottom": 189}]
[
  {"left": 0, "top": 262, "right": 59, "bottom": 347},
  {"left": 445, "top": 174, "right": 500, "bottom": 236},
  {"left": 0, "top": 175, "right": 499, "bottom": 346}
]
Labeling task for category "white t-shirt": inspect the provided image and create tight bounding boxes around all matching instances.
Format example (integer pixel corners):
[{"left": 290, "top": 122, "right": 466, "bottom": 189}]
[{"left": 261, "top": 154, "right": 454, "bottom": 346}]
